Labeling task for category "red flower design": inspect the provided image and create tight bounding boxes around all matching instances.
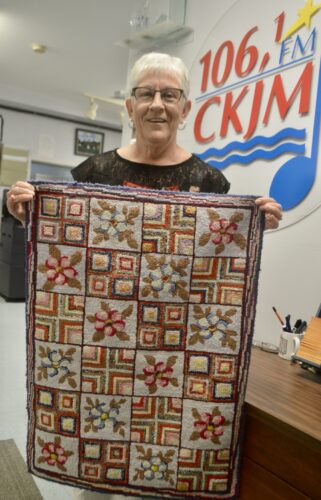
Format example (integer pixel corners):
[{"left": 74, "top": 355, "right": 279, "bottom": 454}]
[
  {"left": 45, "top": 256, "right": 78, "bottom": 285},
  {"left": 143, "top": 362, "right": 174, "bottom": 387},
  {"left": 194, "top": 412, "right": 226, "bottom": 440},
  {"left": 94, "top": 309, "right": 125, "bottom": 337},
  {"left": 209, "top": 219, "right": 238, "bottom": 245},
  {"left": 41, "top": 442, "right": 68, "bottom": 466}
]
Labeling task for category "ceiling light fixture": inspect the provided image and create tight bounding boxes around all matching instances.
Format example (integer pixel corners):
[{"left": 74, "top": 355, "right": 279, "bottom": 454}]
[
  {"left": 31, "top": 43, "right": 48, "bottom": 54},
  {"left": 85, "top": 98, "right": 99, "bottom": 120},
  {"left": 84, "top": 93, "right": 126, "bottom": 109}
]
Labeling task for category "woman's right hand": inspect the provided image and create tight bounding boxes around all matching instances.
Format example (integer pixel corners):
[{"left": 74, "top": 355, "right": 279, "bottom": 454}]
[{"left": 6, "top": 181, "right": 35, "bottom": 225}]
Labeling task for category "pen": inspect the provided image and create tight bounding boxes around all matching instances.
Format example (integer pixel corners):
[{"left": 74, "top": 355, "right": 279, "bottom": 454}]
[
  {"left": 285, "top": 314, "right": 292, "bottom": 333},
  {"left": 272, "top": 306, "right": 284, "bottom": 326}
]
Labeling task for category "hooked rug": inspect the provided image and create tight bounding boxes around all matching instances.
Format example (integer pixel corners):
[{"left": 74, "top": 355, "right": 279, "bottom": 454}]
[{"left": 25, "top": 182, "right": 264, "bottom": 499}]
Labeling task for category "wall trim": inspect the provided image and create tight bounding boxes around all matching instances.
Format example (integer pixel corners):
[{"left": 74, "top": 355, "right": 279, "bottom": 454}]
[{"left": 0, "top": 103, "right": 121, "bottom": 132}]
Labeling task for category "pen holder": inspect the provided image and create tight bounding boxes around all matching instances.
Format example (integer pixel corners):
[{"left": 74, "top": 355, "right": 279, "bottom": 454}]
[{"left": 278, "top": 331, "right": 305, "bottom": 360}]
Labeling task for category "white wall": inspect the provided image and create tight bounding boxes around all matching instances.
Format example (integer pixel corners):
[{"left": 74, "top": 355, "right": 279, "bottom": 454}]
[
  {"left": 179, "top": 0, "right": 321, "bottom": 346},
  {"left": 0, "top": 107, "right": 121, "bottom": 167},
  {"left": 123, "top": 0, "right": 321, "bottom": 346},
  {"left": 0, "top": 106, "right": 121, "bottom": 223}
]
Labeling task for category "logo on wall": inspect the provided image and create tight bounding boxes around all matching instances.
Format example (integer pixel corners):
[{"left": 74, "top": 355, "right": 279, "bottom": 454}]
[{"left": 186, "top": 0, "right": 321, "bottom": 227}]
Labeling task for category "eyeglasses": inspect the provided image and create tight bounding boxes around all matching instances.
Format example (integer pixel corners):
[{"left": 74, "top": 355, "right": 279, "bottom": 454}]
[{"left": 131, "top": 87, "right": 184, "bottom": 104}]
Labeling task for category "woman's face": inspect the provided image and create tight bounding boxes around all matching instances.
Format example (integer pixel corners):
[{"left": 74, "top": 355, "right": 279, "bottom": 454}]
[{"left": 126, "top": 70, "right": 191, "bottom": 147}]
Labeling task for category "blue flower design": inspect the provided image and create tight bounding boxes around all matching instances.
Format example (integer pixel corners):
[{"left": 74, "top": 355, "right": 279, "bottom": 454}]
[
  {"left": 149, "top": 263, "right": 181, "bottom": 294},
  {"left": 89, "top": 403, "right": 120, "bottom": 430},
  {"left": 141, "top": 456, "right": 168, "bottom": 480},
  {"left": 41, "top": 350, "right": 72, "bottom": 377},
  {"left": 196, "top": 313, "right": 228, "bottom": 340}
]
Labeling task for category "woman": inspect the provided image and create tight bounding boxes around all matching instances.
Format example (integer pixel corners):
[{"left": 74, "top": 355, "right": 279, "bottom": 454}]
[
  {"left": 6, "top": 52, "right": 281, "bottom": 500},
  {"left": 7, "top": 52, "right": 282, "bottom": 228}
]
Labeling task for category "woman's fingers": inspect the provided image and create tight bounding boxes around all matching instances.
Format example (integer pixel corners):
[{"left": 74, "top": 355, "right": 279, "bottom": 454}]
[
  {"left": 255, "top": 197, "right": 283, "bottom": 230},
  {"left": 260, "top": 202, "right": 283, "bottom": 219},
  {"left": 264, "top": 213, "right": 280, "bottom": 230},
  {"left": 6, "top": 181, "right": 35, "bottom": 224},
  {"left": 8, "top": 181, "right": 35, "bottom": 197}
]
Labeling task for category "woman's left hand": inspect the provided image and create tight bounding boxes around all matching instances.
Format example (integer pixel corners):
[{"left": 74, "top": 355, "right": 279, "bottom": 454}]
[{"left": 255, "top": 197, "right": 283, "bottom": 230}]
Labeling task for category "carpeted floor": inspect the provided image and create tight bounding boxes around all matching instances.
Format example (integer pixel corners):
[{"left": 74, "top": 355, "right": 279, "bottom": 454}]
[{"left": 0, "top": 439, "right": 42, "bottom": 499}]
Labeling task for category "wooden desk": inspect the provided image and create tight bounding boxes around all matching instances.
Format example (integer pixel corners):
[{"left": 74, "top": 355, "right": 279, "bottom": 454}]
[{"left": 240, "top": 347, "right": 321, "bottom": 499}]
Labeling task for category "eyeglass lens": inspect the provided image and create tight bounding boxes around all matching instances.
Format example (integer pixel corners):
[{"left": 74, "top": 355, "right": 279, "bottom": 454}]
[{"left": 133, "top": 87, "right": 182, "bottom": 103}]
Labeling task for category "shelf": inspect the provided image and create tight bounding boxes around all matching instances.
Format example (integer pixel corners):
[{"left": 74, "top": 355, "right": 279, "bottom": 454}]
[{"left": 114, "top": 20, "right": 193, "bottom": 49}]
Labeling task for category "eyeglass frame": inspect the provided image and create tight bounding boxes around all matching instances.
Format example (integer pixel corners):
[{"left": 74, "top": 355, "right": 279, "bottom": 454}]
[{"left": 131, "top": 86, "right": 185, "bottom": 103}]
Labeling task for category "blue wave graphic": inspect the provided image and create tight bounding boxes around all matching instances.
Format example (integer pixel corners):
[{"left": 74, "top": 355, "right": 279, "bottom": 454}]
[
  {"left": 197, "top": 128, "right": 306, "bottom": 160},
  {"left": 205, "top": 143, "right": 305, "bottom": 169}
]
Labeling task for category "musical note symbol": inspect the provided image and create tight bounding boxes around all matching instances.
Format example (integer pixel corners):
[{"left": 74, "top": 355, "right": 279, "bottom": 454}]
[{"left": 270, "top": 60, "right": 321, "bottom": 210}]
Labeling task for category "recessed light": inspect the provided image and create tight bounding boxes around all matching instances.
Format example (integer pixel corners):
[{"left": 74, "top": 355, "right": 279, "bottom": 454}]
[{"left": 31, "top": 43, "right": 47, "bottom": 54}]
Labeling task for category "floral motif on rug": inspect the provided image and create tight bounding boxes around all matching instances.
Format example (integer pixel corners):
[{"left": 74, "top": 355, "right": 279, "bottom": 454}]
[{"left": 26, "top": 183, "right": 264, "bottom": 499}]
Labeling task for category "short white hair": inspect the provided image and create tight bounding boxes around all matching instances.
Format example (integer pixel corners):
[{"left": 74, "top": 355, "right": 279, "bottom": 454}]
[{"left": 128, "top": 52, "right": 190, "bottom": 97}]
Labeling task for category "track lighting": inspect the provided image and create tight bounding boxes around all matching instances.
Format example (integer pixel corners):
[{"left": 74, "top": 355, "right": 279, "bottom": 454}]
[{"left": 85, "top": 98, "right": 98, "bottom": 120}]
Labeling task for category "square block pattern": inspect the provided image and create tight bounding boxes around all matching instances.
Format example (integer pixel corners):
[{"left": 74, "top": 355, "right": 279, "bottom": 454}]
[{"left": 27, "top": 184, "right": 263, "bottom": 499}]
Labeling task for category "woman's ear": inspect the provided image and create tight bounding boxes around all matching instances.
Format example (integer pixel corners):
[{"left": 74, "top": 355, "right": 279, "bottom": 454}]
[
  {"left": 182, "top": 99, "right": 192, "bottom": 119},
  {"left": 125, "top": 97, "right": 133, "bottom": 118}
]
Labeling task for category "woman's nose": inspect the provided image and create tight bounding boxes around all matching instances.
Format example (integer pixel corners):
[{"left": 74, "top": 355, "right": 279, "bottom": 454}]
[{"left": 149, "top": 91, "right": 164, "bottom": 108}]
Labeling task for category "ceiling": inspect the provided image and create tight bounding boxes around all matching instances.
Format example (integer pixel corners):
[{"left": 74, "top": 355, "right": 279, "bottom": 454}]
[{"left": 0, "top": 0, "right": 138, "bottom": 128}]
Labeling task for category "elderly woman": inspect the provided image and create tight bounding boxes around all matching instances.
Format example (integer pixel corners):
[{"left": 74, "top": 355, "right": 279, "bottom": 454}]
[{"left": 7, "top": 52, "right": 282, "bottom": 229}]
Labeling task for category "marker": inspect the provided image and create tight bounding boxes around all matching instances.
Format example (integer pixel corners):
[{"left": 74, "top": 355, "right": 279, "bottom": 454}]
[
  {"left": 292, "top": 319, "right": 302, "bottom": 333},
  {"left": 272, "top": 306, "right": 284, "bottom": 326},
  {"left": 297, "top": 321, "right": 307, "bottom": 333}
]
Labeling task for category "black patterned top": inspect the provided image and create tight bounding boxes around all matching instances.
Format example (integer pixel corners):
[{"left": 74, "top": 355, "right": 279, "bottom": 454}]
[{"left": 71, "top": 149, "right": 230, "bottom": 194}]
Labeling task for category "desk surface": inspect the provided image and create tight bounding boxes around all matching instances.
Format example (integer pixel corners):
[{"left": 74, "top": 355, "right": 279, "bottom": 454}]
[{"left": 245, "top": 347, "right": 321, "bottom": 443}]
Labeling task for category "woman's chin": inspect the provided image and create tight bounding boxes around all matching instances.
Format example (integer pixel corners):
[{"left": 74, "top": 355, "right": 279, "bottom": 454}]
[{"left": 143, "top": 130, "right": 170, "bottom": 144}]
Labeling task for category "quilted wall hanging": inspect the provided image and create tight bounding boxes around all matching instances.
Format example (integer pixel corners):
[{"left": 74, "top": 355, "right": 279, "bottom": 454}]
[{"left": 25, "top": 182, "right": 264, "bottom": 499}]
